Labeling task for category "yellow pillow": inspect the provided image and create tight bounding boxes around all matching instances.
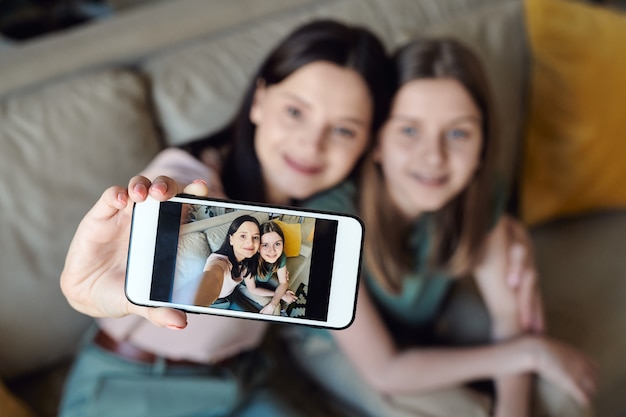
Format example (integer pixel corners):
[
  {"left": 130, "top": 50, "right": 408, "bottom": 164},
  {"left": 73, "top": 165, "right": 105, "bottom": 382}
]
[
  {"left": 521, "top": 0, "right": 626, "bottom": 225},
  {"left": 273, "top": 220, "right": 301, "bottom": 257}
]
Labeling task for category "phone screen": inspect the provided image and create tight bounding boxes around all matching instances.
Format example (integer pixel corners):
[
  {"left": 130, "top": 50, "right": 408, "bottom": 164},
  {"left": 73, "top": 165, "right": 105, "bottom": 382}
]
[{"left": 146, "top": 201, "right": 339, "bottom": 322}]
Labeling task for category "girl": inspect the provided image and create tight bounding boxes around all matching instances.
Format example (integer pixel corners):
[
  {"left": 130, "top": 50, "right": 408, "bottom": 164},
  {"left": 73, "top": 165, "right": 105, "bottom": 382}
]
[
  {"left": 238, "top": 220, "right": 298, "bottom": 315},
  {"left": 284, "top": 38, "right": 598, "bottom": 417},
  {"left": 58, "top": 20, "right": 393, "bottom": 417},
  {"left": 193, "top": 215, "right": 261, "bottom": 307}
]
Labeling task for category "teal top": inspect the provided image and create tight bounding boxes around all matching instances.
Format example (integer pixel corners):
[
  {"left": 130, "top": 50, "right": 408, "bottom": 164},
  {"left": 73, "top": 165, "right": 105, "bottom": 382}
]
[
  {"left": 304, "top": 181, "right": 453, "bottom": 345},
  {"left": 256, "top": 252, "right": 287, "bottom": 284}
]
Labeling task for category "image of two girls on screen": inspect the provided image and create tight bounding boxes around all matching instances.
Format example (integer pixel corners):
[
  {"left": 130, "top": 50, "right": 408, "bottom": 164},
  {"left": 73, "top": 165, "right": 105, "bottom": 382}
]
[{"left": 193, "top": 215, "right": 299, "bottom": 315}]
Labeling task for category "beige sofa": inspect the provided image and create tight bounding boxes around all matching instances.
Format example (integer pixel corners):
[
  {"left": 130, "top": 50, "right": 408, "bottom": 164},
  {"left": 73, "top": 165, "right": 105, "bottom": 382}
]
[{"left": 1, "top": 0, "right": 624, "bottom": 416}]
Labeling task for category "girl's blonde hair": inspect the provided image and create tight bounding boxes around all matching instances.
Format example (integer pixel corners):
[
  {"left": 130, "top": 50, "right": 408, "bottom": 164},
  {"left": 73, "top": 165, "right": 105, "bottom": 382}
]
[{"left": 360, "top": 38, "right": 501, "bottom": 293}]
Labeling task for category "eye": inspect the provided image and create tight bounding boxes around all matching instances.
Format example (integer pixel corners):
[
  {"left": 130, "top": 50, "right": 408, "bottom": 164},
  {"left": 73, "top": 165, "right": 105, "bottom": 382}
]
[
  {"left": 446, "top": 128, "right": 470, "bottom": 141},
  {"left": 332, "top": 126, "right": 357, "bottom": 139},
  {"left": 275, "top": 241, "right": 283, "bottom": 248},
  {"left": 252, "top": 236, "right": 260, "bottom": 242},
  {"left": 401, "top": 125, "right": 418, "bottom": 137},
  {"left": 286, "top": 106, "right": 302, "bottom": 119}
]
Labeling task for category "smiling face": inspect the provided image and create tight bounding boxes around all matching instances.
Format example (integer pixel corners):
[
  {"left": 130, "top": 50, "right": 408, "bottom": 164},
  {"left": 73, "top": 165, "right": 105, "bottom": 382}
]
[
  {"left": 259, "top": 231, "right": 284, "bottom": 264},
  {"left": 229, "top": 221, "right": 261, "bottom": 262},
  {"left": 376, "top": 78, "right": 483, "bottom": 219},
  {"left": 250, "top": 61, "right": 373, "bottom": 204}
]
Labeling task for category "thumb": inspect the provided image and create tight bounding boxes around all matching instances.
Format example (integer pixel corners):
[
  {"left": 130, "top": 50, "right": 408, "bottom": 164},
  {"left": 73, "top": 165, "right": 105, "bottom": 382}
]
[
  {"left": 182, "top": 180, "right": 210, "bottom": 197},
  {"left": 88, "top": 186, "right": 130, "bottom": 222},
  {"left": 128, "top": 304, "right": 188, "bottom": 330}
]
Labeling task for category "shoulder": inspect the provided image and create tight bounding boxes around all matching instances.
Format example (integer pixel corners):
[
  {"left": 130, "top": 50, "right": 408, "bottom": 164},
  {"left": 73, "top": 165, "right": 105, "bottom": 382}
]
[
  {"left": 140, "top": 147, "right": 226, "bottom": 197},
  {"left": 301, "top": 180, "right": 358, "bottom": 215},
  {"left": 204, "top": 253, "right": 231, "bottom": 271},
  {"left": 278, "top": 252, "right": 287, "bottom": 268}
]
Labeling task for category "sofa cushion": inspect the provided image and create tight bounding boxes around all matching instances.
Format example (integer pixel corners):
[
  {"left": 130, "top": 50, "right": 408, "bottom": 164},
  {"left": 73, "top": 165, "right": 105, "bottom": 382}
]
[
  {"left": 521, "top": 0, "right": 626, "bottom": 226},
  {"left": 171, "top": 231, "right": 211, "bottom": 305},
  {"left": 531, "top": 210, "right": 626, "bottom": 416},
  {"left": 0, "top": 70, "right": 162, "bottom": 378},
  {"left": 143, "top": 0, "right": 390, "bottom": 146},
  {"left": 143, "top": 0, "right": 506, "bottom": 146}
]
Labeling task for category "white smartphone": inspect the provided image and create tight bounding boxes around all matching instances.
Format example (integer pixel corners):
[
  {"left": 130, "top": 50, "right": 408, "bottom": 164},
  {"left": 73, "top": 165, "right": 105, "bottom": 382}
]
[{"left": 125, "top": 194, "right": 364, "bottom": 329}]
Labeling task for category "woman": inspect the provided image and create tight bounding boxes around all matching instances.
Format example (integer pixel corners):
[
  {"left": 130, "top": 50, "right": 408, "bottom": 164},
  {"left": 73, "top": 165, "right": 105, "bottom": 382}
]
[
  {"left": 59, "top": 19, "right": 393, "bottom": 417},
  {"left": 285, "top": 38, "right": 598, "bottom": 417},
  {"left": 194, "top": 215, "right": 261, "bottom": 307},
  {"left": 237, "top": 220, "right": 297, "bottom": 315}
]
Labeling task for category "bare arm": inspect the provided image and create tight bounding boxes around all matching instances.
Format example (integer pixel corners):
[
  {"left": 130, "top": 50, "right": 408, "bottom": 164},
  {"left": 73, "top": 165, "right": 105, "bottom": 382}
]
[
  {"left": 194, "top": 263, "right": 226, "bottom": 306},
  {"left": 474, "top": 217, "right": 531, "bottom": 417},
  {"left": 243, "top": 276, "right": 275, "bottom": 297},
  {"left": 332, "top": 284, "right": 534, "bottom": 395},
  {"left": 266, "top": 266, "right": 290, "bottom": 308},
  {"left": 330, "top": 218, "right": 596, "bottom": 407},
  {"left": 258, "top": 267, "right": 295, "bottom": 314}
]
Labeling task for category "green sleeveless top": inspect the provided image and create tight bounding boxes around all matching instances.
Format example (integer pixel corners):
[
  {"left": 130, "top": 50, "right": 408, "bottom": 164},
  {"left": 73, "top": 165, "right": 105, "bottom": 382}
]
[{"left": 303, "top": 181, "right": 453, "bottom": 344}]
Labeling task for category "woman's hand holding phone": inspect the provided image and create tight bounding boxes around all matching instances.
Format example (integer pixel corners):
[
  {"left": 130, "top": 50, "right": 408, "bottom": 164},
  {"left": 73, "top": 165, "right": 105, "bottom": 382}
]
[{"left": 60, "top": 175, "right": 209, "bottom": 330}]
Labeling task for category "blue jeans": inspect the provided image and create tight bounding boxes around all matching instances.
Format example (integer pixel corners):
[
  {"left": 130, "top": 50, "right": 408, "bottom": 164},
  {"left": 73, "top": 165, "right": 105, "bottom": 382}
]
[{"left": 58, "top": 326, "right": 298, "bottom": 417}]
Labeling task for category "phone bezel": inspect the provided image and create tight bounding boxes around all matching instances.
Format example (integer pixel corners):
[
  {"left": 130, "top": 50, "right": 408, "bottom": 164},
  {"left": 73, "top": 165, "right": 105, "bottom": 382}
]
[{"left": 125, "top": 195, "right": 363, "bottom": 329}]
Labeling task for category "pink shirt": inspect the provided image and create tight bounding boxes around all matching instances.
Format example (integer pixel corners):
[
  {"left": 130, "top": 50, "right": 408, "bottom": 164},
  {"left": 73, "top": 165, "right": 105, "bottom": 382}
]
[{"left": 98, "top": 147, "right": 267, "bottom": 364}]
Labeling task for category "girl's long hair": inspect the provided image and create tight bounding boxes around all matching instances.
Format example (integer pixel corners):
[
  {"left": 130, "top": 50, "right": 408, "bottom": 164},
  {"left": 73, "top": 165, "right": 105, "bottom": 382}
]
[
  {"left": 256, "top": 221, "right": 285, "bottom": 279},
  {"left": 182, "top": 19, "right": 394, "bottom": 203},
  {"left": 215, "top": 215, "right": 260, "bottom": 278},
  {"left": 360, "top": 38, "right": 500, "bottom": 293}
]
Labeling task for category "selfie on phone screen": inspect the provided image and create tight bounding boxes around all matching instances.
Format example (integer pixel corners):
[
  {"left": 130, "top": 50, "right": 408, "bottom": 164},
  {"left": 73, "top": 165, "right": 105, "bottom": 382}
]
[{"left": 145, "top": 200, "right": 344, "bottom": 323}]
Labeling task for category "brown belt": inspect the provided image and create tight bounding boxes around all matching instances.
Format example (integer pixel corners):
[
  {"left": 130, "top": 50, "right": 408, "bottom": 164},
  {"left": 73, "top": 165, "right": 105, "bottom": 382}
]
[{"left": 93, "top": 329, "right": 212, "bottom": 368}]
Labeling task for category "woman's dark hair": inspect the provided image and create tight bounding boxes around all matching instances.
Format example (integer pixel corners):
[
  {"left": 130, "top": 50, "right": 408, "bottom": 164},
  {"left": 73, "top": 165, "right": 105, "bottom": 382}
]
[
  {"left": 215, "top": 214, "right": 260, "bottom": 278},
  {"left": 360, "top": 38, "right": 500, "bottom": 292},
  {"left": 182, "top": 19, "right": 393, "bottom": 202},
  {"left": 257, "top": 220, "right": 285, "bottom": 278}
]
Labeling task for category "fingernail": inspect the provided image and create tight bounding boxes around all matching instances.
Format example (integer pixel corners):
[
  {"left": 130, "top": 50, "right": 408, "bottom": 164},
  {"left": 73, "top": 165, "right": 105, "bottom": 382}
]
[
  {"left": 166, "top": 323, "right": 186, "bottom": 330},
  {"left": 133, "top": 183, "right": 147, "bottom": 195},
  {"left": 152, "top": 181, "right": 167, "bottom": 195},
  {"left": 192, "top": 179, "right": 207, "bottom": 185}
]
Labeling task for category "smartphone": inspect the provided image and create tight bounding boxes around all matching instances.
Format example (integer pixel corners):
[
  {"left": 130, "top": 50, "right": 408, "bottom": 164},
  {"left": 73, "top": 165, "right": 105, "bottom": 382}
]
[{"left": 125, "top": 194, "right": 364, "bottom": 329}]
